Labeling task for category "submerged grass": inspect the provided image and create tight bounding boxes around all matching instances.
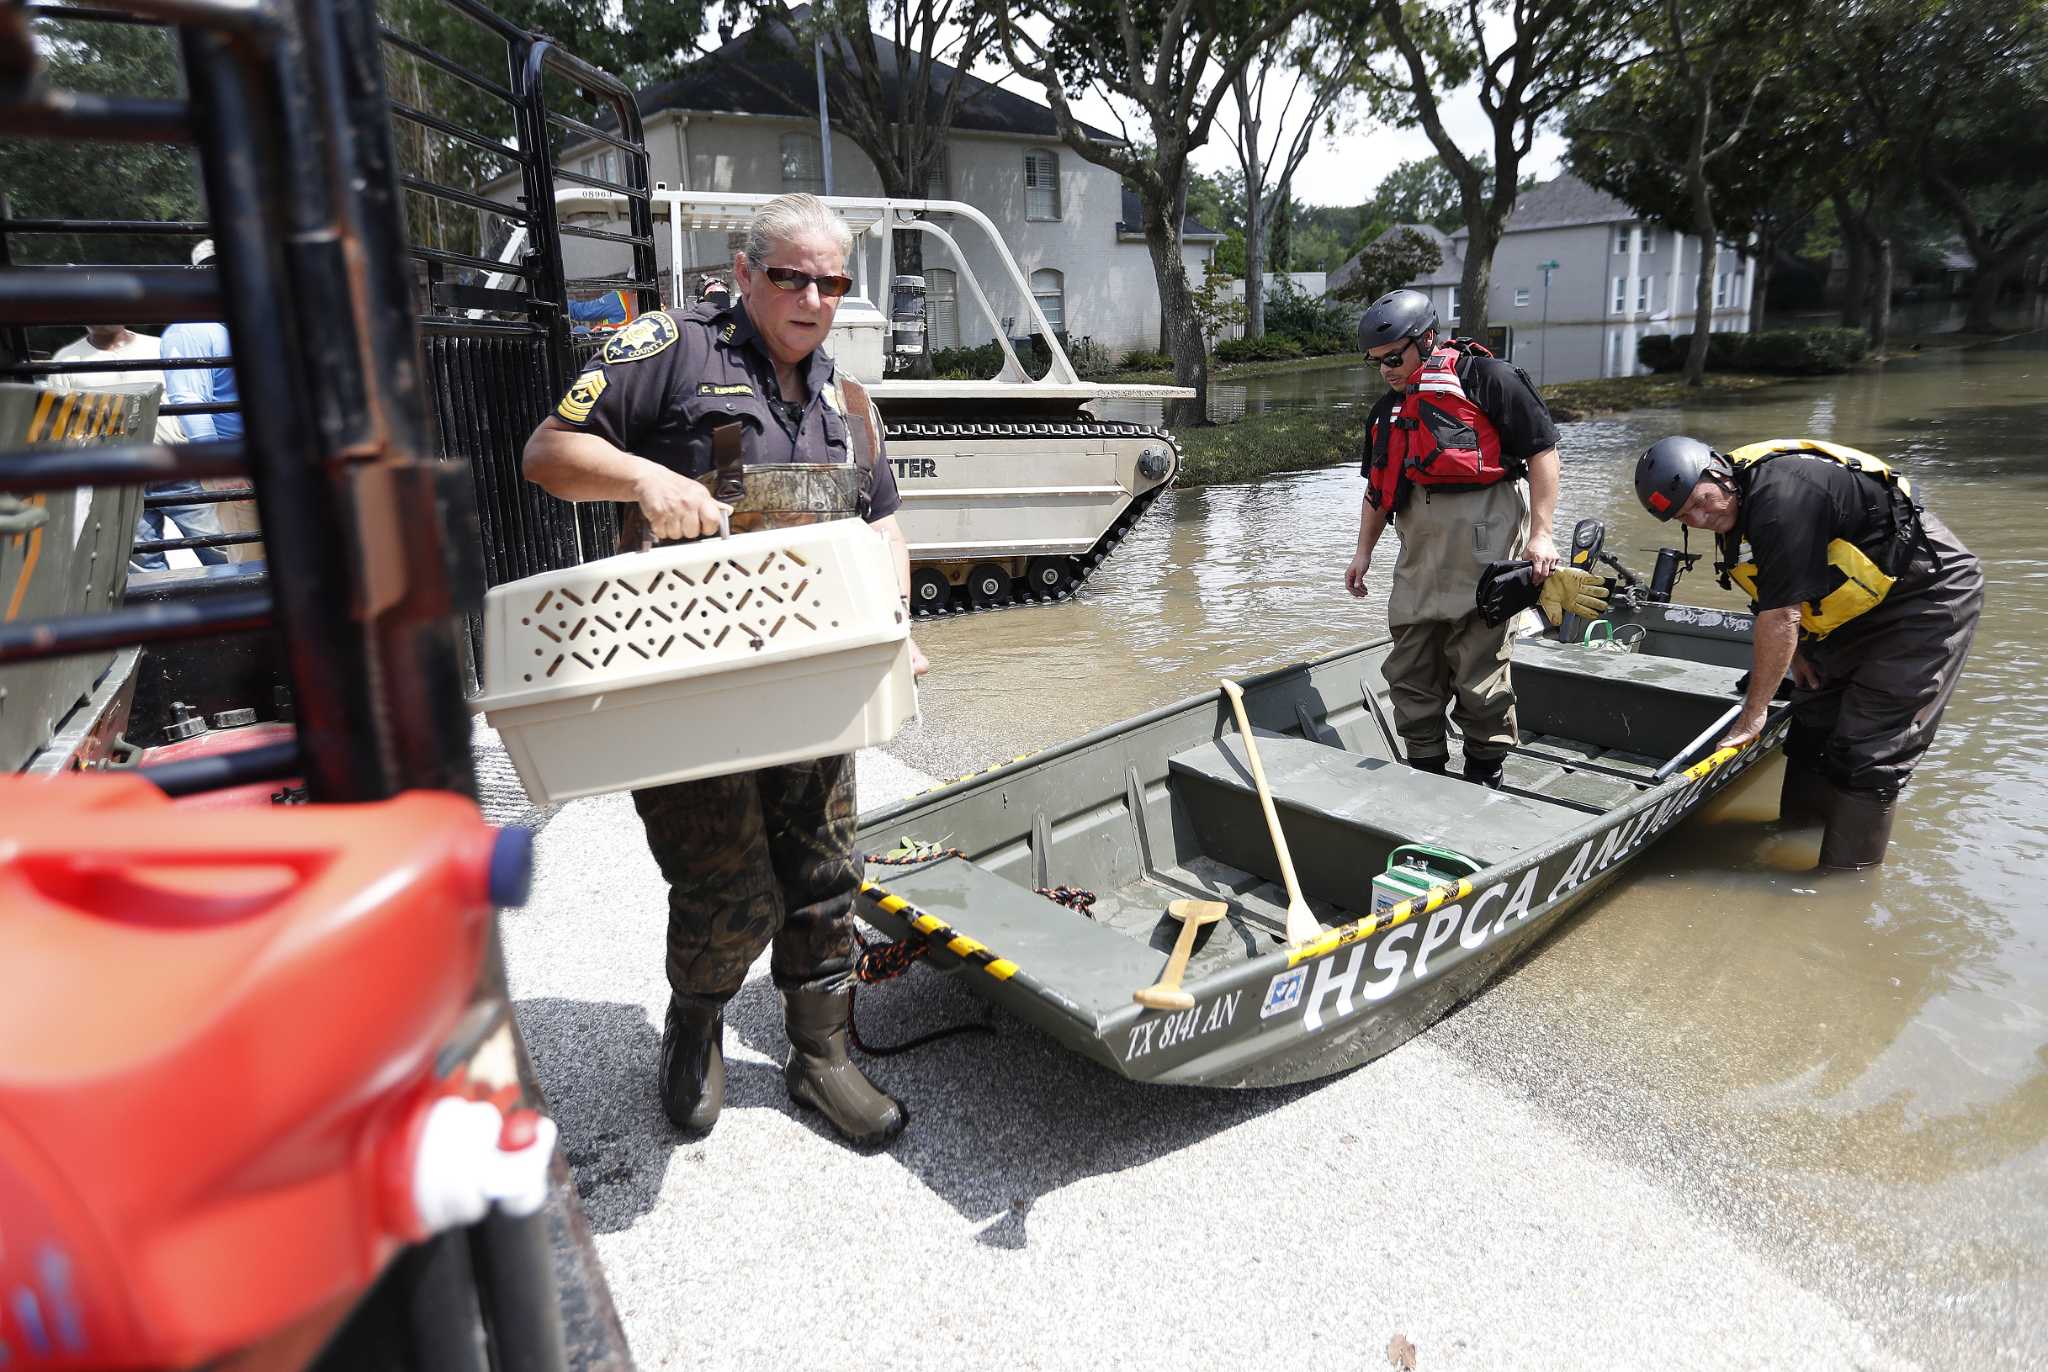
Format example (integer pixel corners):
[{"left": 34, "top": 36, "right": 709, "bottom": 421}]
[{"left": 1171, "top": 370, "right": 1788, "bottom": 487}]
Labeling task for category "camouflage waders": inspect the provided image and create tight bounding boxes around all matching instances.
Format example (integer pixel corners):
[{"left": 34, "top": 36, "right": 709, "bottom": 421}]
[{"left": 632, "top": 751, "right": 858, "bottom": 1002}]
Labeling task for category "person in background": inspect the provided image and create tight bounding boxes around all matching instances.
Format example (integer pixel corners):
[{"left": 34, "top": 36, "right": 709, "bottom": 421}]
[
  {"left": 152, "top": 238, "right": 243, "bottom": 570},
  {"left": 46, "top": 315, "right": 228, "bottom": 570}
]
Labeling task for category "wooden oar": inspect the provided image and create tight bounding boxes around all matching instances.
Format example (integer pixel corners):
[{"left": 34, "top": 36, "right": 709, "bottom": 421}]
[
  {"left": 1220, "top": 679, "right": 1322, "bottom": 946},
  {"left": 1133, "top": 898, "right": 1228, "bottom": 1010}
]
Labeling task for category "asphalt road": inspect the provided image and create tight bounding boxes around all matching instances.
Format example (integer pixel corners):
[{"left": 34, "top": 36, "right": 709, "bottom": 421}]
[{"left": 488, "top": 727, "right": 1933, "bottom": 1372}]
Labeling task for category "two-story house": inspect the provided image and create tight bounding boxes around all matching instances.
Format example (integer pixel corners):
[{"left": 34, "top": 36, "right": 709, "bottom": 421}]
[
  {"left": 507, "top": 14, "right": 1219, "bottom": 359},
  {"left": 1332, "top": 173, "right": 1753, "bottom": 383}
]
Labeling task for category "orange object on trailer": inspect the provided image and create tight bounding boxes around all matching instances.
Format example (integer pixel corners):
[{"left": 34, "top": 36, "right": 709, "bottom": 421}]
[{"left": 0, "top": 772, "right": 543, "bottom": 1370}]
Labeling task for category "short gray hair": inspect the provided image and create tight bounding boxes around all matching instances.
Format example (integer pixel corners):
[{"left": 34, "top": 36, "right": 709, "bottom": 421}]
[{"left": 741, "top": 193, "right": 852, "bottom": 266}]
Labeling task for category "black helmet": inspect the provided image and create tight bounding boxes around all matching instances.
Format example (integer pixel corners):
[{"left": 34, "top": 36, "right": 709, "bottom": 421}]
[
  {"left": 1357, "top": 288, "right": 1438, "bottom": 352},
  {"left": 1636, "top": 436, "right": 1728, "bottom": 520}
]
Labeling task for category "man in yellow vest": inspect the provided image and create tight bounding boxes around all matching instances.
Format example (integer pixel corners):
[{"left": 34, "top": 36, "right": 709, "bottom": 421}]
[{"left": 1634, "top": 435, "right": 1981, "bottom": 868}]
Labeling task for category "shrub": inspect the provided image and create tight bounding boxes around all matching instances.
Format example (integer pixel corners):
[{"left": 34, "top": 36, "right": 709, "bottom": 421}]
[
  {"left": 1636, "top": 327, "right": 1868, "bottom": 376},
  {"left": 1214, "top": 334, "right": 1304, "bottom": 363},
  {"left": 1750, "top": 326, "right": 1868, "bottom": 373},
  {"left": 929, "top": 341, "right": 1006, "bottom": 378},
  {"left": 1264, "top": 273, "right": 1359, "bottom": 352},
  {"left": 1119, "top": 348, "right": 1174, "bottom": 372}
]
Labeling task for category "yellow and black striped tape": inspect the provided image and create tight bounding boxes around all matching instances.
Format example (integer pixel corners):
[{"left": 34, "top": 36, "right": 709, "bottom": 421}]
[{"left": 858, "top": 880, "right": 1020, "bottom": 982}]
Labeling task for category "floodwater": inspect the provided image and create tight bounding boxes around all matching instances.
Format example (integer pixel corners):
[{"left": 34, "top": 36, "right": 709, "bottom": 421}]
[{"left": 895, "top": 332, "right": 2048, "bottom": 1362}]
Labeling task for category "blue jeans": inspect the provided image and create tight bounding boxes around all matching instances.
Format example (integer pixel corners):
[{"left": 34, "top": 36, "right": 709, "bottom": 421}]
[{"left": 132, "top": 481, "right": 232, "bottom": 571}]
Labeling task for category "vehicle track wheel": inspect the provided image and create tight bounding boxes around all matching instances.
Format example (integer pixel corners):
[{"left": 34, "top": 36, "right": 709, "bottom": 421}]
[
  {"left": 1025, "top": 556, "right": 1076, "bottom": 600},
  {"left": 967, "top": 562, "right": 1012, "bottom": 608},
  {"left": 910, "top": 568, "right": 952, "bottom": 615}
]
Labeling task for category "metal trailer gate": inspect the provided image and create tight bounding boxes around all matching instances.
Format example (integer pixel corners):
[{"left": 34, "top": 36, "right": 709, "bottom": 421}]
[{"left": 0, "top": 0, "right": 636, "bottom": 1365}]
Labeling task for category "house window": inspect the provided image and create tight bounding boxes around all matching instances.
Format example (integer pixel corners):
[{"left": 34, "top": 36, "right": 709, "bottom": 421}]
[
  {"left": 1715, "top": 272, "right": 1729, "bottom": 307},
  {"left": 924, "top": 148, "right": 949, "bottom": 201},
  {"left": 1446, "top": 285, "right": 1461, "bottom": 325},
  {"left": 1636, "top": 276, "right": 1651, "bottom": 312},
  {"left": 926, "top": 268, "right": 960, "bottom": 350},
  {"left": 1613, "top": 225, "right": 1633, "bottom": 254},
  {"left": 579, "top": 150, "right": 622, "bottom": 186},
  {"left": 1612, "top": 275, "right": 1627, "bottom": 313},
  {"left": 1640, "top": 230, "right": 1656, "bottom": 255},
  {"left": 1025, "top": 150, "right": 1061, "bottom": 220},
  {"left": 1514, "top": 286, "right": 1531, "bottom": 308},
  {"left": 781, "top": 133, "right": 824, "bottom": 194},
  {"left": 1030, "top": 268, "right": 1065, "bottom": 333}
]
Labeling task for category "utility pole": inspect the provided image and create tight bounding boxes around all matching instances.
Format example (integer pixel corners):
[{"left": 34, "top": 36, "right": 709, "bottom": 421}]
[
  {"left": 1538, "top": 259, "right": 1559, "bottom": 387},
  {"left": 814, "top": 35, "right": 835, "bottom": 195}
]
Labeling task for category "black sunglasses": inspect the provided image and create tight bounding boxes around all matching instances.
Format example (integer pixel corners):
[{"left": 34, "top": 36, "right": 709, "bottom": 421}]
[
  {"left": 762, "top": 265, "right": 854, "bottom": 298},
  {"left": 1367, "top": 338, "right": 1413, "bottom": 369}
]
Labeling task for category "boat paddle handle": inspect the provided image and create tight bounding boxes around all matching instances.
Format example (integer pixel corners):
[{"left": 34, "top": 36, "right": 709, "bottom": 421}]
[
  {"left": 1220, "top": 679, "right": 1322, "bottom": 946},
  {"left": 1653, "top": 701, "right": 1746, "bottom": 782}
]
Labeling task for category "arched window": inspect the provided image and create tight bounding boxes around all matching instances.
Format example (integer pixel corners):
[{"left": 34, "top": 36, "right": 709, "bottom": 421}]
[
  {"left": 781, "top": 133, "right": 824, "bottom": 194},
  {"left": 1024, "top": 149, "right": 1060, "bottom": 220},
  {"left": 1031, "top": 268, "right": 1065, "bottom": 335},
  {"left": 925, "top": 268, "right": 960, "bottom": 351}
]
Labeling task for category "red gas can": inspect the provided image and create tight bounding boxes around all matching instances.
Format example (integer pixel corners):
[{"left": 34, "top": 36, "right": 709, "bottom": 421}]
[{"left": 0, "top": 772, "right": 542, "bottom": 1369}]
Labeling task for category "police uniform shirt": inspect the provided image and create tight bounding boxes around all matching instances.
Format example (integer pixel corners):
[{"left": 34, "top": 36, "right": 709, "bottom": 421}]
[
  {"left": 1360, "top": 353, "right": 1560, "bottom": 493},
  {"left": 553, "top": 301, "right": 902, "bottom": 523},
  {"left": 1734, "top": 457, "right": 1892, "bottom": 613}
]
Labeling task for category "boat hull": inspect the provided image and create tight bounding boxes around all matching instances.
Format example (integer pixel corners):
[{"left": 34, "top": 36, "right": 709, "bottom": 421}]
[{"left": 854, "top": 628, "right": 1785, "bottom": 1088}]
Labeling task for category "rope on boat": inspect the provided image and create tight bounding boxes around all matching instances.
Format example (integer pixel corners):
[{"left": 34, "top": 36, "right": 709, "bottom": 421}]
[{"left": 848, "top": 846, "right": 1098, "bottom": 1056}]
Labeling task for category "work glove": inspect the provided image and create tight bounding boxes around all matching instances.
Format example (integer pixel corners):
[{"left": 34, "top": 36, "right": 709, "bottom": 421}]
[{"left": 1536, "top": 565, "right": 1610, "bottom": 626}]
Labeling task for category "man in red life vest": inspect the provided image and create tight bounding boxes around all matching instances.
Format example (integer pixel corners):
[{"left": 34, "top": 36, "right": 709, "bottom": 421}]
[{"left": 1346, "top": 289, "right": 1562, "bottom": 788}]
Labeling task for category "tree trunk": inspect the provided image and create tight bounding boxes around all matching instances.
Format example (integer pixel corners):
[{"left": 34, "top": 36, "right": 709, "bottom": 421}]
[
  {"left": 1238, "top": 80, "right": 1265, "bottom": 340},
  {"left": 1144, "top": 192, "right": 1208, "bottom": 427},
  {"left": 1683, "top": 145, "right": 1717, "bottom": 387},
  {"left": 1868, "top": 232, "right": 1893, "bottom": 351},
  {"left": 1837, "top": 200, "right": 1868, "bottom": 330},
  {"left": 1748, "top": 229, "right": 1776, "bottom": 333},
  {"left": 1963, "top": 260, "right": 2007, "bottom": 333},
  {"left": 1688, "top": 234, "right": 1717, "bottom": 386},
  {"left": 1459, "top": 215, "right": 1497, "bottom": 340}
]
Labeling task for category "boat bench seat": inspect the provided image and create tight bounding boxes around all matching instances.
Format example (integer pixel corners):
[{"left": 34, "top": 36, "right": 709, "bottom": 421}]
[
  {"left": 1511, "top": 638, "right": 1748, "bottom": 759},
  {"left": 1168, "top": 733, "right": 1582, "bottom": 911},
  {"left": 860, "top": 854, "right": 1165, "bottom": 1023}
]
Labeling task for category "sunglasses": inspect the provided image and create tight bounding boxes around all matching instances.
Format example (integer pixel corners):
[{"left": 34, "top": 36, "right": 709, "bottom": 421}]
[
  {"left": 762, "top": 265, "right": 854, "bottom": 298},
  {"left": 1367, "top": 339, "right": 1413, "bottom": 369}
]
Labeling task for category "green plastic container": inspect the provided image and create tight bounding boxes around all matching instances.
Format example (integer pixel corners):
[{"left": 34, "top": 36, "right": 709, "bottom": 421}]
[{"left": 1371, "top": 843, "right": 1483, "bottom": 919}]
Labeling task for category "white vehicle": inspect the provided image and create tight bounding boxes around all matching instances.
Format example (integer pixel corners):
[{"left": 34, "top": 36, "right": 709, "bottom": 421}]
[{"left": 501, "top": 189, "right": 1193, "bottom": 615}]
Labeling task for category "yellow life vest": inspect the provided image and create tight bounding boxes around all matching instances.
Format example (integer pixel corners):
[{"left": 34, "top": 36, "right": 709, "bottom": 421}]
[{"left": 1717, "top": 439, "right": 1917, "bottom": 641}]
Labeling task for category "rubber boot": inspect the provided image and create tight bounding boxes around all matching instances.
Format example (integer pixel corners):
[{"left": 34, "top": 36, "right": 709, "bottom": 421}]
[
  {"left": 1779, "top": 755, "right": 1830, "bottom": 825},
  {"left": 658, "top": 994, "right": 725, "bottom": 1137},
  {"left": 1462, "top": 756, "right": 1505, "bottom": 791},
  {"left": 1409, "top": 754, "right": 1448, "bottom": 776},
  {"left": 1817, "top": 781, "right": 1896, "bottom": 871},
  {"left": 782, "top": 988, "right": 907, "bottom": 1149}
]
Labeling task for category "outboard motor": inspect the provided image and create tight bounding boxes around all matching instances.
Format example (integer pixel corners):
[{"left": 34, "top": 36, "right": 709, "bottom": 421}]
[
  {"left": 891, "top": 274, "right": 927, "bottom": 356},
  {"left": 1649, "top": 547, "right": 1683, "bottom": 603}
]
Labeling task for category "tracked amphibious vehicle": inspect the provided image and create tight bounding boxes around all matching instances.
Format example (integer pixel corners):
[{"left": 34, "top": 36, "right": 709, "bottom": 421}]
[{"left": 520, "top": 189, "right": 1194, "bottom": 616}]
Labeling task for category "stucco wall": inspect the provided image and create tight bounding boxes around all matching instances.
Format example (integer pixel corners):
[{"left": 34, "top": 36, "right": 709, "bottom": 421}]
[
  {"left": 533, "top": 113, "right": 1212, "bottom": 358},
  {"left": 1405, "top": 220, "right": 1754, "bottom": 383}
]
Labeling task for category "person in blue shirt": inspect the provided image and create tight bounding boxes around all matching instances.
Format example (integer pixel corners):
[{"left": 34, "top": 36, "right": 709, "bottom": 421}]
[{"left": 148, "top": 238, "right": 240, "bottom": 570}]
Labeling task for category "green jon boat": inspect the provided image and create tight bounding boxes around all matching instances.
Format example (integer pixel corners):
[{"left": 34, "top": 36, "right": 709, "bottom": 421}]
[{"left": 854, "top": 560, "right": 1789, "bottom": 1089}]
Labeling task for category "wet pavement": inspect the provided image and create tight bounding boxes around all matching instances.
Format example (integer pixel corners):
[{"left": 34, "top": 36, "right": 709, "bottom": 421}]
[{"left": 496, "top": 331, "right": 2048, "bottom": 1368}]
